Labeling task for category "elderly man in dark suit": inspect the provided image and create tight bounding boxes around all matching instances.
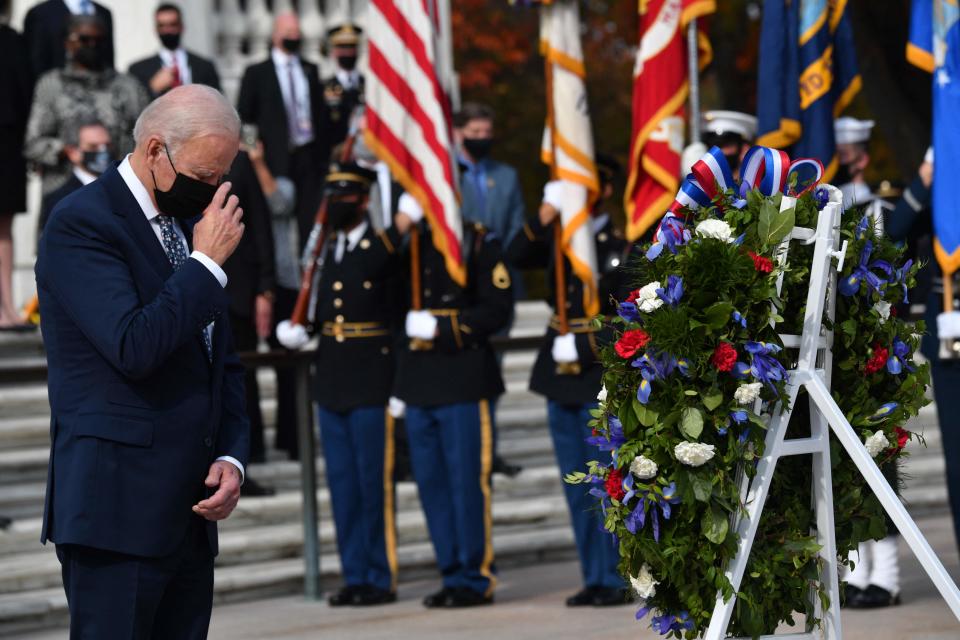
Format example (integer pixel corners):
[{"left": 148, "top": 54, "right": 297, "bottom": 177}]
[
  {"left": 35, "top": 85, "right": 249, "bottom": 638},
  {"left": 23, "top": 0, "right": 114, "bottom": 77},
  {"left": 128, "top": 3, "right": 221, "bottom": 99}
]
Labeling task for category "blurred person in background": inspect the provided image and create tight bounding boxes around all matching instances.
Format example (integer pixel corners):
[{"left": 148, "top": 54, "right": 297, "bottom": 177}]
[
  {"left": 39, "top": 118, "right": 113, "bottom": 231},
  {"left": 23, "top": 0, "right": 114, "bottom": 78},
  {"left": 323, "top": 23, "right": 365, "bottom": 148},
  {"left": 701, "top": 110, "right": 757, "bottom": 180},
  {"left": 0, "top": 0, "right": 33, "bottom": 331},
  {"left": 129, "top": 3, "right": 220, "bottom": 99},
  {"left": 24, "top": 14, "right": 148, "bottom": 197}
]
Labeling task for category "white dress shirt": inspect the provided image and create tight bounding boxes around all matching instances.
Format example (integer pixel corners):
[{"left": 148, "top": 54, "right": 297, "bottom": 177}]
[
  {"left": 158, "top": 47, "right": 192, "bottom": 86},
  {"left": 334, "top": 221, "right": 368, "bottom": 263},
  {"left": 72, "top": 166, "right": 98, "bottom": 186},
  {"left": 117, "top": 157, "right": 245, "bottom": 482},
  {"left": 336, "top": 68, "right": 361, "bottom": 91},
  {"left": 271, "top": 47, "right": 314, "bottom": 147}
]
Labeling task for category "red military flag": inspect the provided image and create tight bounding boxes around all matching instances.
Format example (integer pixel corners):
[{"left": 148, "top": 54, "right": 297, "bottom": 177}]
[
  {"left": 364, "top": 0, "right": 465, "bottom": 285},
  {"left": 624, "top": 0, "right": 714, "bottom": 242}
]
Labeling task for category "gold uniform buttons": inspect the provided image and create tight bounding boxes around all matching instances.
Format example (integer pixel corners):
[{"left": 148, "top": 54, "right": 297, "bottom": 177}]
[
  {"left": 335, "top": 315, "right": 345, "bottom": 323},
  {"left": 333, "top": 281, "right": 344, "bottom": 291},
  {"left": 359, "top": 238, "right": 371, "bottom": 249},
  {"left": 335, "top": 334, "right": 345, "bottom": 343},
  {"left": 363, "top": 280, "right": 372, "bottom": 290},
  {"left": 424, "top": 289, "right": 432, "bottom": 298},
  {"left": 333, "top": 298, "right": 343, "bottom": 309}
]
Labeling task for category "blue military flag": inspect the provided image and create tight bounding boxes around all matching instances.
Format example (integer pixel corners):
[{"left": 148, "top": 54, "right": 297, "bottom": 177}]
[
  {"left": 755, "top": 0, "right": 861, "bottom": 182},
  {"left": 908, "top": 0, "right": 960, "bottom": 279}
]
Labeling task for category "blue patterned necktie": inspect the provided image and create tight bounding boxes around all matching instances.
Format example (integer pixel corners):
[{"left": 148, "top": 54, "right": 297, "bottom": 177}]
[{"left": 158, "top": 215, "right": 213, "bottom": 361}]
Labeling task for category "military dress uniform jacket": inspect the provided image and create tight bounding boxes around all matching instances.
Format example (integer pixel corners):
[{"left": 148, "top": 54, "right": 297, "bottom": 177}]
[
  {"left": 313, "top": 224, "right": 402, "bottom": 412},
  {"left": 394, "top": 221, "right": 513, "bottom": 406},
  {"left": 507, "top": 213, "right": 627, "bottom": 404},
  {"left": 324, "top": 73, "right": 364, "bottom": 148}
]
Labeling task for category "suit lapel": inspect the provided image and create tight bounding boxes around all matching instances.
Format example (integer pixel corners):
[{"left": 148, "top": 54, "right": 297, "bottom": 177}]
[
  {"left": 101, "top": 167, "right": 173, "bottom": 281},
  {"left": 266, "top": 63, "right": 289, "bottom": 130}
]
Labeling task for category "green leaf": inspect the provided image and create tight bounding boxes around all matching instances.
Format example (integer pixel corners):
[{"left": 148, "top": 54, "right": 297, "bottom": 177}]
[
  {"left": 702, "top": 505, "right": 729, "bottom": 544},
  {"left": 758, "top": 199, "right": 795, "bottom": 246},
  {"left": 703, "top": 301, "right": 734, "bottom": 330},
  {"left": 690, "top": 473, "right": 713, "bottom": 502},
  {"left": 680, "top": 407, "right": 704, "bottom": 440},
  {"left": 633, "top": 399, "right": 659, "bottom": 427},
  {"left": 684, "top": 390, "right": 698, "bottom": 396},
  {"left": 702, "top": 390, "right": 724, "bottom": 412}
]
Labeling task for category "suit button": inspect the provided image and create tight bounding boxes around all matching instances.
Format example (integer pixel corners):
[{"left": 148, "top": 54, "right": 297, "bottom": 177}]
[
  {"left": 333, "top": 298, "right": 343, "bottom": 308},
  {"left": 333, "top": 281, "right": 344, "bottom": 291},
  {"left": 203, "top": 436, "right": 213, "bottom": 447}
]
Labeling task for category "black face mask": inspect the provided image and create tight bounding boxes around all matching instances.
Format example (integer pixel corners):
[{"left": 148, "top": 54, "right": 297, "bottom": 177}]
[
  {"left": 82, "top": 149, "right": 112, "bottom": 175},
  {"left": 338, "top": 55, "right": 358, "bottom": 71},
  {"left": 463, "top": 137, "right": 493, "bottom": 160},
  {"left": 73, "top": 44, "right": 105, "bottom": 71},
  {"left": 327, "top": 199, "right": 362, "bottom": 231},
  {"left": 724, "top": 152, "right": 741, "bottom": 174},
  {"left": 150, "top": 146, "right": 219, "bottom": 220},
  {"left": 281, "top": 38, "right": 302, "bottom": 55},
  {"left": 835, "top": 162, "right": 856, "bottom": 185},
  {"left": 159, "top": 32, "right": 181, "bottom": 51}
]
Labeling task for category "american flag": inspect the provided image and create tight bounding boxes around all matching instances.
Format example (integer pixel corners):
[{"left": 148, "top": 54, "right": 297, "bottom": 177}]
[{"left": 363, "top": 0, "right": 465, "bottom": 286}]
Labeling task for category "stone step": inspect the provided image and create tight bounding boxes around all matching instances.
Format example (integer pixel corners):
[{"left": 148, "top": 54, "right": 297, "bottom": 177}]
[
  {"left": 0, "top": 464, "right": 568, "bottom": 556},
  {"left": 0, "top": 493, "right": 570, "bottom": 596},
  {"left": 0, "top": 332, "right": 44, "bottom": 361},
  {"left": 0, "top": 522, "right": 576, "bottom": 637}
]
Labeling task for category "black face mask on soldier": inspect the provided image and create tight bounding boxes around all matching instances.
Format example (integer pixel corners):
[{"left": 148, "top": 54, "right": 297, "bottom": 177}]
[
  {"left": 463, "top": 137, "right": 493, "bottom": 160},
  {"left": 327, "top": 199, "right": 362, "bottom": 231},
  {"left": 150, "top": 146, "right": 219, "bottom": 220},
  {"left": 725, "top": 152, "right": 741, "bottom": 174},
  {"left": 835, "top": 162, "right": 856, "bottom": 185},
  {"left": 338, "top": 55, "right": 358, "bottom": 71}
]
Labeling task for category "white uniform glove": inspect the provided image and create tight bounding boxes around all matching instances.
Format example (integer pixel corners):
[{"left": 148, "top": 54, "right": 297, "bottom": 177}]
[
  {"left": 276, "top": 320, "right": 310, "bottom": 350},
  {"left": 938, "top": 311, "right": 960, "bottom": 339},
  {"left": 398, "top": 192, "right": 424, "bottom": 223},
  {"left": 542, "top": 180, "right": 566, "bottom": 211},
  {"left": 551, "top": 333, "right": 579, "bottom": 364},
  {"left": 388, "top": 396, "right": 407, "bottom": 419},
  {"left": 405, "top": 310, "right": 438, "bottom": 340}
]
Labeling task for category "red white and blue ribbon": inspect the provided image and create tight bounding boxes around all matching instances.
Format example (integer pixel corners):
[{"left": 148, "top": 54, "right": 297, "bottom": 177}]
[
  {"left": 783, "top": 157, "right": 824, "bottom": 197},
  {"left": 740, "top": 146, "right": 790, "bottom": 197}
]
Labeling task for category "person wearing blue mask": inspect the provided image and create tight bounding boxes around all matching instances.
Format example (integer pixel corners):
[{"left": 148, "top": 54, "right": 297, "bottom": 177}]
[{"left": 39, "top": 118, "right": 114, "bottom": 231}]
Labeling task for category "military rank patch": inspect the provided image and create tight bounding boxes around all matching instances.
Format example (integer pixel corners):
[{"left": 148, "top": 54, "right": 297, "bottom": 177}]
[{"left": 492, "top": 262, "right": 511, "bottom": 290}]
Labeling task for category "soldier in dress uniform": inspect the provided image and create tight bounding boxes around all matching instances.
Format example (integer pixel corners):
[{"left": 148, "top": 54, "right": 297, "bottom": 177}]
[
  {"left": 505, "top": 155, "right": 630, "bottom": 607},
  {"left": 701, "top": 110, "right": 758, "bottom": 179},
  {"left": 280, "top": 164, "right": 402, "bottom": 606},
  {"left": 835, "top": 117, "right": 894, "bottom": 234},
  {"left": 323, "top": 24, "right": 365, "bottom": 148},
  {"left": 391, "top": 193, "right": 513, "bottom": 608}
]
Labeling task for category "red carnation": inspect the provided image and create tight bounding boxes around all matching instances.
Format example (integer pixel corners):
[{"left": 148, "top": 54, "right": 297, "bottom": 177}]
[
  {"left": 626, "top": 289, "right": 641, "bottom": 304},
  {"left": 890, "top": 306, "right": 899, "bottom": 318},
  {"left": 864, "top": 343, "right": 889, "bottom": 375},
  {"left": 711, "top": 342, "right": 738, "bottom": 372},
  {"left": 749, "top": 251, "right": 774, "bottom": 274},
  {"left": 895, "top": 426, "right": 910, "bottom": 449},
  {"left": 605, "top": 468, "right": 626, "bottom": 501},
  {"left": 615, "top": 329, "right": 651, "bottom": 359}
]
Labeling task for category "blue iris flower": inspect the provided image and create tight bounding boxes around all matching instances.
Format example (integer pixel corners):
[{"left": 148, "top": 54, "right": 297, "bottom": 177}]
[
  {"left": 656, "top": 275, "right": 684, "bottom": 307},
  {"left": 814, "top": 186, "right": 830, "bottom": 210},
  {"left": 731, "top": 361, "right": 752, "bottom": 379},
  {"left": 732, "top": 310, "right": 747, "bottom": 328},
  {"left": 618, "top": 301, "right": 641, "bottom": 323},
  {"left": 651, "top": 611, "right": 695, "bottom": 635},
  {"left": 867, "top": 402, "right": 899, "bottom": 424},
  {"left": 744, "top": 341, "right": 788, "bottom": 392},
  {"left": 839, "top": 240, "right": 894, "bottom": 297},
  {"left": 887, "top": 338, "right": 914, "bottom": 375},
  {"left": 895, "top": 259, "right": 913, "bottom": 304},
  {"left": 729, "top": 410, "right": 748, "bottom": 424},
  {"left": 855, "top": 214, "right": 871, "bottom": 240},
  {"left": 632, "top": 352, "right": 683, "bottom": 404},
  {"left": 624, "top": 481, "right": 680, "bottom": 542},
  {"left": 646, "top": 216, "right": 691, "bottom": 261},
  {"left": 585, "top": 416, "right": 626, "bottom": 453}
]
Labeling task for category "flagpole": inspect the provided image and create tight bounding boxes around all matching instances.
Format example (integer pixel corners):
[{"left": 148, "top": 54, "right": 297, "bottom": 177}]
[{"left": 686, "top": 19, "right": 701, "bottom": 144}]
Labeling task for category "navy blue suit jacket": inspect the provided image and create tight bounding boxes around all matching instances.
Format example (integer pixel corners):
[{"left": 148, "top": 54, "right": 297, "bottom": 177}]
[{"left": 35, "top": 164, "right": 250, "bottom": 558}]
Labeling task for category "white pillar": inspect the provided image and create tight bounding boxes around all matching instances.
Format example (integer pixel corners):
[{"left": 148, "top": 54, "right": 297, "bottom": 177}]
[
  {"left": 218, "top": 0, "right": 247, "bottom": 103},
  {"left": 300, "top": 0, "right": 326, "bottom": 67},
  {"left": 181, "top": 0, "right": 216, "bottom": 59},
  {"left": 247, "top": 0, "right": 273, "bottom": 61}
]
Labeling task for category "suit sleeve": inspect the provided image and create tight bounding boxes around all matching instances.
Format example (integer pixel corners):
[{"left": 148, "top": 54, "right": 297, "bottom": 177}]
[
  {"left": 37, "top": 203, "right": 231, "bottom": 381},
  {"left": 236, "top": 67, "right": 257, "bottom": 124},
  {"left": 215, "top": 317, "right": 251, "bottom": 467},
  {"left": 435, "top": 234, "right": 513, "bottom": 352},
  {"left": 206, "top": 59, "right": 222, "bottom": 92}
]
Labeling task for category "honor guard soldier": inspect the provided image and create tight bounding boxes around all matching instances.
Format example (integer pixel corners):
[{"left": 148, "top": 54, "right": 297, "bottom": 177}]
[
  {"left": 392, "top": 193, "right": 513, "bottom": 608},
  {"left": 835, "top": 117, "right": 893, "bottom": 234},
  {"left": 277, "top": 164, "right": 401, "bottom": 606},
  {"left": 701, "top": 110, "right": 758, "bottom": 180},
  {"left": 506, "top": 155, "right": 630, "bottom": 607},
  {"left": 324, "top": 24, "right": 365, "bottom": 147}
]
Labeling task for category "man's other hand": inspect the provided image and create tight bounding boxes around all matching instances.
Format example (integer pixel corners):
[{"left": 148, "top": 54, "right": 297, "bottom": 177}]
[
  {"left": 193, "top": 182, "right": 245, "bottom": 265},
  {"left": 193, "top": 460, "right": 242, "bottom": 521}
]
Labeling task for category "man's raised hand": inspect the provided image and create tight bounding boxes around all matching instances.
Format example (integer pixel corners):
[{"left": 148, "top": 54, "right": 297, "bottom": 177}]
[{"left": 193, "top": 182, "right": 245, "bottom": 265}]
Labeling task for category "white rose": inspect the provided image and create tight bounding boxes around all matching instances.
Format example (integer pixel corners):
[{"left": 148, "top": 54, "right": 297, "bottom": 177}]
[
  {"left": 597, "top": 385, "right": 608, "bottom": 403},
  {"left": 874, "top": 301, "right": 891, "bottom": 324},
  {"left": 674, "top": 441, "right": 716, "bottom": 467},
  {"left": 637, "top": 281, "right": 664, "bottom": 313},
  {"left": 630, "top": 455, "right": 658, "bottom": 480},
  {"left": 864, "top": 431, "right": 890, "bottom": 457},
  {"left": 695, "top": 219, "right": 734, "bottom": 243},
  {"left": 734, "top": 382, "right": 763, "bottom": 406},
  {"left": 630, "top": 564, "right": 659, "bottom": 600}
]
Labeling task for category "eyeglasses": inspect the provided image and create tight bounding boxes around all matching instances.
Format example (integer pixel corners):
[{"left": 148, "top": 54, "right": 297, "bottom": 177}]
[{"left": 70, "top": 34, "right": 106, "bottom": 46}]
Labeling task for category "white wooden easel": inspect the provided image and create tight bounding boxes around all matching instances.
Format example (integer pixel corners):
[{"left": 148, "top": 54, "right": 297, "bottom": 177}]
[{"left": 704, "top": 201, "right": 960, "bottom": 639}]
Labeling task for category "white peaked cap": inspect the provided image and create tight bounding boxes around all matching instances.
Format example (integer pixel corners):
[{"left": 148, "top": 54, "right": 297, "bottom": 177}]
[
  {"left": 835, "top": 117, "right": 875, "bottom": 145},
  {"left": 702, "top": 110, "right": 758, "bottom": 140}
]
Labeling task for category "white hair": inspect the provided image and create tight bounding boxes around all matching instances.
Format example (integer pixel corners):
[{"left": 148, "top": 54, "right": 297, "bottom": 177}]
[{"left": 133, "top": 85, "right": 240, "bottom": 156}]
